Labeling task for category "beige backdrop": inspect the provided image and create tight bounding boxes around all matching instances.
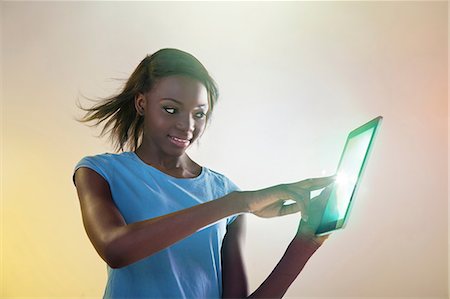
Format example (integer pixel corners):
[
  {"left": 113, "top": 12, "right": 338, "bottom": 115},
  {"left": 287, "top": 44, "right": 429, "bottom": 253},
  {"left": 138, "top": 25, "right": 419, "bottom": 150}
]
[{"left": 2, "top": 2, "right": 448, "bottom": 298}]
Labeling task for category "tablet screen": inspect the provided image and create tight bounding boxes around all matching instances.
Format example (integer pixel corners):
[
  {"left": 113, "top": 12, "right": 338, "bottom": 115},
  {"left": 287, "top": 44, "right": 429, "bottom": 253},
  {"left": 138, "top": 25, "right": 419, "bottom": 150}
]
[{"left": 315, "top": 116, "right": 382, "bottom": 236}]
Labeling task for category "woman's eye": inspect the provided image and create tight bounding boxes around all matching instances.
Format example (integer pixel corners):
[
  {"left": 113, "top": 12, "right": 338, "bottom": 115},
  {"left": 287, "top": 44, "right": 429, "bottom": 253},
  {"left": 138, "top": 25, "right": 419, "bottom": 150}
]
[
  {"left": 195, "top": 111, "right": 206, "bottom": 119},
  {"left": 163, "top": 107, "right": 176, "bottom": 114}
]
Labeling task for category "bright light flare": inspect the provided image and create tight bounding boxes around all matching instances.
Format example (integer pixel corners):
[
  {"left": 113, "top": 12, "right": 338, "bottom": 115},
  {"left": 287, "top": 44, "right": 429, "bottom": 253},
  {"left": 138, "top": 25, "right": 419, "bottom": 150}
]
[{"left": 336, "top": 171, "right": 357, "bottom": 188}]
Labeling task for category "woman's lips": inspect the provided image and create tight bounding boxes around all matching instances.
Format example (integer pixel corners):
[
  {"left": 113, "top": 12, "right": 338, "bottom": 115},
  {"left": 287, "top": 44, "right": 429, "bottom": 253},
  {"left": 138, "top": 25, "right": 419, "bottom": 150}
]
[{"left": 168, "top": 135, "right": 191, "bottom": 147}]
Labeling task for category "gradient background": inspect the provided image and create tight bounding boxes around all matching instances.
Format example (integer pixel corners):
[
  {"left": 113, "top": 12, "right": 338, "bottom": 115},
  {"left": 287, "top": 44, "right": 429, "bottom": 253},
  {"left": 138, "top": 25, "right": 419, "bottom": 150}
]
[{"left": 1, "top": 1, "right": 448, "bottom": 298}]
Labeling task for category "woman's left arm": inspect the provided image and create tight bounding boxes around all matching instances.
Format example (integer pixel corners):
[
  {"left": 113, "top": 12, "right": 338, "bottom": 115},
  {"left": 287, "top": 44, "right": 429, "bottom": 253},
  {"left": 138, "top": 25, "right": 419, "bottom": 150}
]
[
  {"left": 221, "top": 215, "right": 249, "bottom": 298},
  {"left": 221, "top": 186, "right": 333, "bottom": 299},
  {"left": 221, "top": 215, "right": 322, "bottom": 299}
]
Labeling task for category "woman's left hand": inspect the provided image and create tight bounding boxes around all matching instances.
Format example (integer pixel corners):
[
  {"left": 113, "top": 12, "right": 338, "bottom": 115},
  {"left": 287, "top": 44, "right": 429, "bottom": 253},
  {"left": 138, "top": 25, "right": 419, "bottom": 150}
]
[{"left": 294, "top": 185, "right": 335, "bottom": 246}]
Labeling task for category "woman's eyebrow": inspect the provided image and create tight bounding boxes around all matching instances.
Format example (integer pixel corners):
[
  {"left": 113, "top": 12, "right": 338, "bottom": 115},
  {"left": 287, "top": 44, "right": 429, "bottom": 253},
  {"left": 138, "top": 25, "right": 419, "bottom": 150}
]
[
  {"left": 161, "top": 98, "right": 208, "bottom": 108},
  {"left": 160, "top": 97, "right": 182, "bottom": 104}
]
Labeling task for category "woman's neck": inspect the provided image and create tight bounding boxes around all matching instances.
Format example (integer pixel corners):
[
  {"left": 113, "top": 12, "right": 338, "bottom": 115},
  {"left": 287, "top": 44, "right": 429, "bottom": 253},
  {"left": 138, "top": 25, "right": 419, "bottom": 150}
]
[{"left": 134, "top": 145, "right": 201, "bottom": 178}]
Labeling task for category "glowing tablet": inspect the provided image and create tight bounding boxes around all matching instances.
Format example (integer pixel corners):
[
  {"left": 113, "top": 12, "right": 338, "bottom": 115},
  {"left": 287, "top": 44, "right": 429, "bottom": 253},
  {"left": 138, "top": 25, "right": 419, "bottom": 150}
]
[{"left": 315, "top": 116, "right": 383, "bottom": 236}]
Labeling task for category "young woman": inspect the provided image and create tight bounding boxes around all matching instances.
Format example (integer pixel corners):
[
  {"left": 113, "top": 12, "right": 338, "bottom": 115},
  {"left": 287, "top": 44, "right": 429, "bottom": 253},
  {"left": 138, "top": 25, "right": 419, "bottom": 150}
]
[{"left": 73, "top": 48, "right": 335, "bottom": 299}]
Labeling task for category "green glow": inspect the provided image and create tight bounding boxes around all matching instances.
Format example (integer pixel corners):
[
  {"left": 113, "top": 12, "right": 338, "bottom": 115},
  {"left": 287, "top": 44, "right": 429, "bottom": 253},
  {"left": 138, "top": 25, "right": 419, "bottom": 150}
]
[{"left": 322, "top": 127, "right": 375, "bottom": 224}]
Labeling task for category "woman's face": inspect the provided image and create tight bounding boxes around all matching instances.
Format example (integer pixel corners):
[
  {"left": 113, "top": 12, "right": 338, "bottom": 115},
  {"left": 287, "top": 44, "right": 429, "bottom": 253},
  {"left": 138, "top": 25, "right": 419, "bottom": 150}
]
[{"left": 135, "top": 75, "right": 209, "bottom": 157}]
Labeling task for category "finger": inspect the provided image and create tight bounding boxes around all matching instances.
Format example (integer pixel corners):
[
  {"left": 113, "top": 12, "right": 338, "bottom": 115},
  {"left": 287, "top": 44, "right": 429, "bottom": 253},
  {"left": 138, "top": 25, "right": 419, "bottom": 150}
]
[
  {"left": 300, "top": 212, "right": 309, "bottom": 223},
  {"left": 293, "top": 190, "right": 311, "bottom": 214},
  {"left": 294, "top": 198, "right": 308, "bottom": 214},
  {"left": 284, "top": 185, "right": 310, "bottom": 202},
  {"left": 311, "top": 184, "right": 334, "bottom": 199},
  {"left": 280, "top": 201, "right": 302, "bottom": 216},
  {"left": 300, "top": 175, "right": 336, "bottom": 191},
  {"left": 313, "top": 185, "right": 333, "bottom": 209},
  {"left": 320, "top": 184, "right": 334, "bottom": 197}
]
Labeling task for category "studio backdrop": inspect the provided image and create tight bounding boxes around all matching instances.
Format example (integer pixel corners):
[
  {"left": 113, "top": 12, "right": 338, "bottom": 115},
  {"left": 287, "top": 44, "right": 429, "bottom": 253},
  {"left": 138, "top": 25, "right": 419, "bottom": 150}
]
[{"left": 2, "top": 2, "right": 448, "bottom": 298}]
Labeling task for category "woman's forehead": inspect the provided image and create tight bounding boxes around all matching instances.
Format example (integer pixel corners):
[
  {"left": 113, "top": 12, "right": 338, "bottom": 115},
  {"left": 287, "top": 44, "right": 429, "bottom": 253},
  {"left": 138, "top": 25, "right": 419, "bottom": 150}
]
[{"left": 148, "top": 75, "right": 209, "bottom": 106}]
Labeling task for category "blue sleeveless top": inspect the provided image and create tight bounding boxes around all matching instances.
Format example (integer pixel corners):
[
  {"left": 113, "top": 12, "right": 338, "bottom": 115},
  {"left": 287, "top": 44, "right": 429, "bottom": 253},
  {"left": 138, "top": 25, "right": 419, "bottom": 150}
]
[{"left": 73, "top": 152, "right": 239, "bottom": 299}]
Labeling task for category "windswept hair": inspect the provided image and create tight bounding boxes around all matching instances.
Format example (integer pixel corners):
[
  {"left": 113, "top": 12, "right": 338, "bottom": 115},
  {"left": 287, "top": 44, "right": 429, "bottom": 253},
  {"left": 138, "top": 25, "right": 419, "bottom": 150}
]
[{"left": 77, "top": 48, "right": 219, "bottom": 152}]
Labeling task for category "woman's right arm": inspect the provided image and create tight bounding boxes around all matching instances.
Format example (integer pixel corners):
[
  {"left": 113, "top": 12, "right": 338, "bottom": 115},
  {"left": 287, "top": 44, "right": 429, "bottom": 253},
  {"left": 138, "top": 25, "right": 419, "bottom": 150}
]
[
  {"left": 74, "top": 167, "right": 334, "bottom": 269},
  {"left": 74, "top": 167, "right": 246, "bottom": 268}
]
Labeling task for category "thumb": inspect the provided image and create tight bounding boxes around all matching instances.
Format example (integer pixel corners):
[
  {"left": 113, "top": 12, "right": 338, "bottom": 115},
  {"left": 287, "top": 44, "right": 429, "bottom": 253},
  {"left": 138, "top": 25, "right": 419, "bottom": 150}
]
[{"left": 311, "top": 185, "right": 333, "bottom": 211}]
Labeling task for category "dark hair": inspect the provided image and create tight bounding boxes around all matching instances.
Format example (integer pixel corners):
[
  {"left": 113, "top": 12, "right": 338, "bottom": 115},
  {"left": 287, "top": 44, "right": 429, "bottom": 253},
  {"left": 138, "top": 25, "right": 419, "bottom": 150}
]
[{"left": 77, "top": 48, "right": 219, "bottom": 152}]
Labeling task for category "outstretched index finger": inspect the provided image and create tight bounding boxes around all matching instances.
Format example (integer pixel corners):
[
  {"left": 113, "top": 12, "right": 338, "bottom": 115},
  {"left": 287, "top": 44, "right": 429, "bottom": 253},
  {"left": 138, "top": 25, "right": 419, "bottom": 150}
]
[{"left": 301, "top": 175, "right": 336, "bottom": 191}]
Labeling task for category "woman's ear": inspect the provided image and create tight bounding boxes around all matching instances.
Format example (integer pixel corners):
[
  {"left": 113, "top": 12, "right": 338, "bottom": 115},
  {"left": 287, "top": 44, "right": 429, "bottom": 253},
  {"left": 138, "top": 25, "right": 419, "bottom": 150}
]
[{"left": 135, "top": 93, "right": 146, "bottom": 116}]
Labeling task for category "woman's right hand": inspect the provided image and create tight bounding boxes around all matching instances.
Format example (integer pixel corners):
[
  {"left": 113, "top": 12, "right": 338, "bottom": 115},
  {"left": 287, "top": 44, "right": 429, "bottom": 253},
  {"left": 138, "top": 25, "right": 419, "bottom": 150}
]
[{"left": 241, "top": 176, "right": 335, "bottom": 218}]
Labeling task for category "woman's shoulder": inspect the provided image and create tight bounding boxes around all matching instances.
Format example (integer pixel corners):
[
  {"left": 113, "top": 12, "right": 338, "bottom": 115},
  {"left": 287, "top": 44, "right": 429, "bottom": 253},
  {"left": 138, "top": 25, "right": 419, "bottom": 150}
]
[
  {"left": 204, "top": 167, "right": 227, "bottom": 180},
  {"left": 202, "top": 167, "right": 240, "bottom": 192},
  {"left": 76, "top": 151, "right": 133, "bottom": 165},
  {"left": 73, "top": 152, "right": 135, "bottom": 182}
]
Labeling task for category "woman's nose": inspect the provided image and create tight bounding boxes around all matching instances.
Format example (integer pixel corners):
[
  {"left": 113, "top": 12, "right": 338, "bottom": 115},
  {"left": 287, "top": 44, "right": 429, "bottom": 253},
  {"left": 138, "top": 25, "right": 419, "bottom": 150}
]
[{"left": 175, "top": 114, "right": 195, "bottom": 131}]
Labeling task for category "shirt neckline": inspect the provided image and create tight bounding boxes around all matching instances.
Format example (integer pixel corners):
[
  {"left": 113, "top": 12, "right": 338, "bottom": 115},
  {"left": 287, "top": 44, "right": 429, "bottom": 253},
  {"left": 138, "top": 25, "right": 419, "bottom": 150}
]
[{"left": 127, "top": 151, "right": 206, "bottom": 181}]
